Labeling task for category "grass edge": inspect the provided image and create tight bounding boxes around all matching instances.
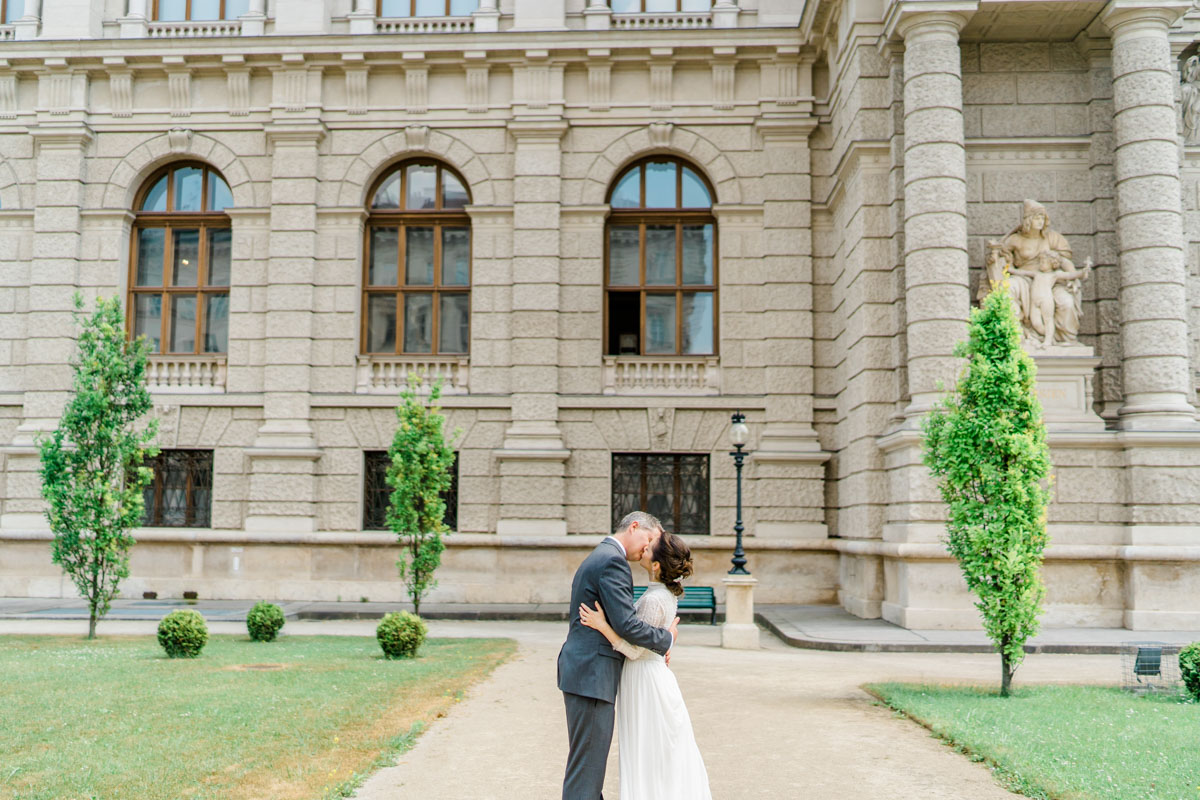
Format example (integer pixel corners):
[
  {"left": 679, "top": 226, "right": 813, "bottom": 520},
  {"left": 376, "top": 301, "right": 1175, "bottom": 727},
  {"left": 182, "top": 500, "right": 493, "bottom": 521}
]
[{"left": 862, "top": 683, "right": 1058, "bottom": 800}]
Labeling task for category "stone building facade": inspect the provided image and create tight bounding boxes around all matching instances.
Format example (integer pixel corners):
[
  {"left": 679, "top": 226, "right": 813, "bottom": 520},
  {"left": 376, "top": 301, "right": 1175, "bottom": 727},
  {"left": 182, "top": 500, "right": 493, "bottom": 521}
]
[{"left": 0, "top": 0, "right": 1198, "bottom": 629}]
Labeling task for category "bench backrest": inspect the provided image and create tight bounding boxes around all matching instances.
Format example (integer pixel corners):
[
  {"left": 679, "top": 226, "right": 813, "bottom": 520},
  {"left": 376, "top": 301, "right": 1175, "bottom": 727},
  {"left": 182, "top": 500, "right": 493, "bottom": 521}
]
[{"left": 631, "top": 585, "right": 715, "bottom": 605}]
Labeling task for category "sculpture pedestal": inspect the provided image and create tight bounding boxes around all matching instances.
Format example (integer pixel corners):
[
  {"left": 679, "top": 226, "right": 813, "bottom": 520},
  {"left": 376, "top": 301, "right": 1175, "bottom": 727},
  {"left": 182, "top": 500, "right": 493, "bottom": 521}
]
[
  {"left": 1027, "top": 344, "right": 1105, "bottom": 431},
  {"left": 721, "top": 574, "right": 759, "bottom": 650}
]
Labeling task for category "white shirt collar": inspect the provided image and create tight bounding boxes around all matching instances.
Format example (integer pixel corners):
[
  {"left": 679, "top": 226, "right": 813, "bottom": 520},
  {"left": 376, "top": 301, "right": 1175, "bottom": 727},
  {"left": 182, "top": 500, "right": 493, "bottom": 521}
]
[{"left": 605, "top": 535, "right": 626, "bottom": 558}]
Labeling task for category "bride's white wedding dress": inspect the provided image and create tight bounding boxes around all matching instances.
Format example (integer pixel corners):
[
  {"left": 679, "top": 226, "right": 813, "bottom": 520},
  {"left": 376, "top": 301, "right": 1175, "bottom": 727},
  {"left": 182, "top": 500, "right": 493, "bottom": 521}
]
[{"left": 612, "top": 584, "right": 712, "bottom": 800}]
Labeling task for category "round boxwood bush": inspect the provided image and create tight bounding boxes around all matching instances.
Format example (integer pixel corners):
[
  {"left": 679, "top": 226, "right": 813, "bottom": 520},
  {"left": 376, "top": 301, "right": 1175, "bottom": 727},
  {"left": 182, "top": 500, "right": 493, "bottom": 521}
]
[
  {"left": 1180, "top": 641, "right": 1200, "bottom": 701},
  {"left": 157, "top": 609, "right": 209, "bottom": 658},
  {"left": 246, "top": 601, "right": 285, "bottom": 642},
  {"left": 376, "top": 611, "right": 427, "bottom": 659}
]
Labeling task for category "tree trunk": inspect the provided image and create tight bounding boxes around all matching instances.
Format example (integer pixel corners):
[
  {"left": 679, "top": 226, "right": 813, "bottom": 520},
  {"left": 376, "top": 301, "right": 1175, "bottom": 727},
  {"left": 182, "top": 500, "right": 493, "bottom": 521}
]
[
  {"left": 88, "top": 607, "right": 97, "bottom": 640},
  {"left": 1000, "top": 653, "right": 1013, "bottom": 697}
]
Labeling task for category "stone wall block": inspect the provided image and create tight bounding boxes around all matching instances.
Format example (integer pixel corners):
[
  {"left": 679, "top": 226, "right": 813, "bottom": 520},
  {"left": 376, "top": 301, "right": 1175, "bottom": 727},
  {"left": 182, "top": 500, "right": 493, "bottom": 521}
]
[
  {"left": 1110, "top": 37, "right": 1169, "bottom": 77},
  {"left": 980, "top": 104, "right": 1055, "bottom": 137},
  {"left": 906, "top": 319, "right": 970, "bottom": 359},
  {"left": 980, "top": 42, "right": 1050, "bottom": 72},
  {"left": 962, "top": 73, "right": 1016, "bottom": 104},
  {"left": 1113, "top": 106, "right": 1180, "bottom": 147},
  {"left": 1016, "top": 72, "right": 1089, "bottom": 104},
  {"left": 1112, "top": 140, "right": 1180, "bottom": 183}
]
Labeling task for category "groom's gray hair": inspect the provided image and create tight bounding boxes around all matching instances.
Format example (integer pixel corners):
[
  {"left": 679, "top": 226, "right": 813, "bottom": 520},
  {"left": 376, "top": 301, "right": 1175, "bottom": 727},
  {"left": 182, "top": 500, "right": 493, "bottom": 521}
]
[{"left": 615, "top": 511, "right": 662, "bottom": 534}]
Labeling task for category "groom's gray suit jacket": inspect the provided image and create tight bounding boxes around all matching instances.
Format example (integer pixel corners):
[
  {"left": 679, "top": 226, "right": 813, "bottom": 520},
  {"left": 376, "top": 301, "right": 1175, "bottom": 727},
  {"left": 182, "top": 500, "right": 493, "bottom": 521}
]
[{"left": 557, "top": 538, "right": 674, "bottom": 703}]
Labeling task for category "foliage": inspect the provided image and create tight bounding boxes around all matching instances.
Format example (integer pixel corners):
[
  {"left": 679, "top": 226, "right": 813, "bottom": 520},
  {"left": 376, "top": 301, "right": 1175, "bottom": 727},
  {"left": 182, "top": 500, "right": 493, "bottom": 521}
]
[
  {"left": 386, "top": 374, "right": 459, "bottom": 615},
  {"left": 0, "top": 634, "right": 516, "bottom": 800},
  {"left": 39, "top": 294, "right": 159, "bottom": 639},
  {"left": 1180, "top": 642, "right": 1200, "bottom": 701},
  {"left": 157, "top": 609, "right": 209, "bottom": 658},
  {"left": 246, "top": 601, "right": 286, "bottom": 642},
  {"left": 922, "top": 284, "right": 1052, "bottom": 697},
  {"left": 376, "top": 611, "right": 428, "bottom": 660},
  {"left": 871, "top": 682, "right": 1200, "bottom": 800}
]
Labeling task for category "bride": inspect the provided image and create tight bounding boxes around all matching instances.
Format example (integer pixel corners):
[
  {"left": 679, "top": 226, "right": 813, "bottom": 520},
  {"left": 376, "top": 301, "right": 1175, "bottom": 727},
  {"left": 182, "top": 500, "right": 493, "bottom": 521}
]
[{"left": 578, "top": 532, "right": 712, "bottom": 800}]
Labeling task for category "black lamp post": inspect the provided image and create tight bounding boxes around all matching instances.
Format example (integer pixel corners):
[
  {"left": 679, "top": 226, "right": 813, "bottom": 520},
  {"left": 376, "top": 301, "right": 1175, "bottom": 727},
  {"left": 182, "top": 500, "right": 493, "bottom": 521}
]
[{"left": 728, "top": 410, "right": 750, "bottom": 575}]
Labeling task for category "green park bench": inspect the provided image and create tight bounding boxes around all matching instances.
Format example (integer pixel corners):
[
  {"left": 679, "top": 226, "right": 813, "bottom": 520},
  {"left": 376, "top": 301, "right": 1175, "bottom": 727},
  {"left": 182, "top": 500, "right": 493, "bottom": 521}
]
[{"left": 632, "top": 585, "right": 717, "bottom": 625}]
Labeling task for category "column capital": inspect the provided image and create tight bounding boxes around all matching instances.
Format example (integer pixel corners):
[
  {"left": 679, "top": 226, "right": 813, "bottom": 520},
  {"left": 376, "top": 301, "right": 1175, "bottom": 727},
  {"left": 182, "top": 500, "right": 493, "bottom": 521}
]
[
  {"left": 883, "top": 0, "right": 977, "bottom": 41},
  {"left": 1101, "top": 0, "right": 1190, "bottom": 35}
]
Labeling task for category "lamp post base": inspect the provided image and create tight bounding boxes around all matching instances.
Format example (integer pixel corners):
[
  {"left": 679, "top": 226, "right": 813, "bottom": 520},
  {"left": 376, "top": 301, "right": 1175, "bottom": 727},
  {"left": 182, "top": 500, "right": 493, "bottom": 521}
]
[{"left": 721, "top": 574, "right": 759, "bottom": 650}]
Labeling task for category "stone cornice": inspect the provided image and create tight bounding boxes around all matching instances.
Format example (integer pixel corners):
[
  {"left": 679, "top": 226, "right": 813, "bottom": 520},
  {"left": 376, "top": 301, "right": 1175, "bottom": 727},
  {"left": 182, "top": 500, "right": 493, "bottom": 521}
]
[{"left": 0, "top": 209, "right": 34, "bottom": 227}]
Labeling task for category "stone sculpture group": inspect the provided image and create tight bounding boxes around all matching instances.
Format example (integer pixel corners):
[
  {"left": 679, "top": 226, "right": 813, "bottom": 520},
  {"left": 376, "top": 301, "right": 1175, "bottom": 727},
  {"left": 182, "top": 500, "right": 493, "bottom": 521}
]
[{"left": 980, "top": 199, "right": 1091, "bottom": 350}]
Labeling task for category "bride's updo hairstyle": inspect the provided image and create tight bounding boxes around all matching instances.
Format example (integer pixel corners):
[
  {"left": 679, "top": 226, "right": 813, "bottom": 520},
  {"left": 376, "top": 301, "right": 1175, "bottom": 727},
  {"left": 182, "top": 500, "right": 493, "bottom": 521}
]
[{"left": 653, "top": 532, "right": 694, "bottom": 597}]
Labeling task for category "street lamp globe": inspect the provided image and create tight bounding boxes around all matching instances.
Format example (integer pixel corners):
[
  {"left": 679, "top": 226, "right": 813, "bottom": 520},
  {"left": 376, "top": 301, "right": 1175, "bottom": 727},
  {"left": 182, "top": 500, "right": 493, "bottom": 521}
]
[{"left": 729, "top": 411, "right": 749, "bottom": 449}]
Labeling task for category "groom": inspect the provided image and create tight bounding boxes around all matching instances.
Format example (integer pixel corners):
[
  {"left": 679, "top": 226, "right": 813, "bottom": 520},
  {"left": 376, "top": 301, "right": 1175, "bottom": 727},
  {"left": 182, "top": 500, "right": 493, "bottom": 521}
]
[{"left": 557, "top": 511, "right": 678, "bottom": 799}]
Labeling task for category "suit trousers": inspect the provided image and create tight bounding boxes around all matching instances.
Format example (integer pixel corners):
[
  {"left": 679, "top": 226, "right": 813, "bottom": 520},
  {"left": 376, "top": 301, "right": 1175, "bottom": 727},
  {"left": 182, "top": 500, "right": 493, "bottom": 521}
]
[{"left": 562, "top": 691, "right": 615, "bottom": 800}]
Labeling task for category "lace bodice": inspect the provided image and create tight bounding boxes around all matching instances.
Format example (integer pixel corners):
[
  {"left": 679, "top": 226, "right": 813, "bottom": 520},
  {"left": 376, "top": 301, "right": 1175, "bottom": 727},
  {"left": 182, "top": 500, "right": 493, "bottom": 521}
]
[{"left": 612, "top": 584, "right": 676, "bottom": 662}]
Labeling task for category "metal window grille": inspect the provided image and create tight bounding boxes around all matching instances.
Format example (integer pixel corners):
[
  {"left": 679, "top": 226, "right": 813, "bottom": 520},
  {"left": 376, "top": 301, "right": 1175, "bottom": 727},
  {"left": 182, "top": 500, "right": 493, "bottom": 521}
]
[
  {"left": 141, "top": 449, "right": 213, "bottom": 528},
  {"left": 363, "top": 450, "right": 459, "bottom": 531},
  {"left": 611, "top": 453, "right": 709, "bottom": 536}
]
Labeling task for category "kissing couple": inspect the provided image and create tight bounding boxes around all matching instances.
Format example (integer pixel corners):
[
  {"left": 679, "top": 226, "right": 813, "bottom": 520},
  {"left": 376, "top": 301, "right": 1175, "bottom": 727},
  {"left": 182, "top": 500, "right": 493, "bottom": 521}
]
[{"left": 557, "top": 511, "right": 712, "bottom": 799}]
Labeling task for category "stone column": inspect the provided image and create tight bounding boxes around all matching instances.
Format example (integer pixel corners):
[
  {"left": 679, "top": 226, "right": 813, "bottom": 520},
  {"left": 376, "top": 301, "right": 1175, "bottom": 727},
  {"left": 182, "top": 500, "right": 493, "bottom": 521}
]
[
  {"left": 348, "top": 0, "right": 375, "bottom": 35},
  {"left": 885, "top": 2, "right": 975, "bottom": 421},
  {"left": 242, "top": 123, "right": 325, "bottom": 532},
  {"left": 1, "top": 125, "right": 91, "bottom": 530},
  {"left": 120, "top": 0, "right": 149, "bottom": 38},
  {"left": 1101, "top": 0, "right": 1199, "bottom": 428},
  {"left": 583, "top": 0, "right": 610, "bottom": 31},
  {"left": 495, "top": 119, "right": 569, "bottom": 536},
  {"left": 12, "top": 0, "right": 41, "bottom": 40},
  {"left": 876, "top": 1, "right": 976, "bottom": 628},
  {"left": 241, "top": 0, "right": 266, "bottom": 36},
  {"left": 474, "top": 0, "right": 501, "bottom": 32}
]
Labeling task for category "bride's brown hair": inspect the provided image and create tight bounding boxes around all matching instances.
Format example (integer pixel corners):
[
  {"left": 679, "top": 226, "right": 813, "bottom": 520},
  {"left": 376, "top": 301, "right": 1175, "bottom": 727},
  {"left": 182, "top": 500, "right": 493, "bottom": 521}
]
[{"left": 652, "top": 532, "right": 694, "bottom": 597}]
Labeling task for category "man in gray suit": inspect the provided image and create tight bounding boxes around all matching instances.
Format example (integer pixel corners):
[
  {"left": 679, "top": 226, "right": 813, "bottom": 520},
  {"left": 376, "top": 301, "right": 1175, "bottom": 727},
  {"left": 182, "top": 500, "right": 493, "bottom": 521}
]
[{"left": 557, "top": 511, "right": 679, "bottom": 799}]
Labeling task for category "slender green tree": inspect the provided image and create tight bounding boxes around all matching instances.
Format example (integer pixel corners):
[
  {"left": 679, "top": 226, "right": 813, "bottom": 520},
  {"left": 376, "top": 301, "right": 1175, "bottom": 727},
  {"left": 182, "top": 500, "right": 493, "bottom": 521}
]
[
  {"left": 387, "top": 374, "right": 458, "bottom": 615},
  {"left": 922, "top": 281, "right": 1052, "bottom": 697},
  {"left": 39, "top": 295, "right": 159, "bottom": 639}
]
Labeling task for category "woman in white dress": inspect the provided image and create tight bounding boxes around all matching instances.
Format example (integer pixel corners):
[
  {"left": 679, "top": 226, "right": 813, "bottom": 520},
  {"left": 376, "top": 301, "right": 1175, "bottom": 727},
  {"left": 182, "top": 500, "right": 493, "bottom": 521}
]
[{"left": 578, "top": 532, "right": 712, "bottom": 800}]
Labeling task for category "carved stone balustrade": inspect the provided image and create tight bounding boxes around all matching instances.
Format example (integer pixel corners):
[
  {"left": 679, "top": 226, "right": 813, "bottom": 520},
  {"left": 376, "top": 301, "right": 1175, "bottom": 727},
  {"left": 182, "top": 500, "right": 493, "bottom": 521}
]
[
  {"left": 612, "top": 12, "right": 712, "bottom": 29},
  {"left": 375, "top": 17, "right": 474, "bottom": 33},
  {"left": 602, "top": 356, "right": 720, "bottom": 395},
  {"left": 147, "top": 19, "right": 243, "bottom": 37},
  {"left": 146, "top": 356, "right": 227, "bottom": 393},
  {"left": 355, "top": 355, "right": 470, "bottom": 395}
]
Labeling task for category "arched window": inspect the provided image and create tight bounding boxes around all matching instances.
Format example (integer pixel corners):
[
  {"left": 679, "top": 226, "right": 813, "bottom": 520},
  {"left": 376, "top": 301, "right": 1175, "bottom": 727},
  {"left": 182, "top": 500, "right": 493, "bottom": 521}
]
[
  {"left": 129, "top": 163, "right": 233, "bottom": 355},
  {"left": 363, "top": 161, "right": 471, "bottom": 355},
  {"left": 606, "top": 157, "right": 716, "bottom": 356},
  {"left": 153, "top": 0, "right": 249, "bottom": 21}
]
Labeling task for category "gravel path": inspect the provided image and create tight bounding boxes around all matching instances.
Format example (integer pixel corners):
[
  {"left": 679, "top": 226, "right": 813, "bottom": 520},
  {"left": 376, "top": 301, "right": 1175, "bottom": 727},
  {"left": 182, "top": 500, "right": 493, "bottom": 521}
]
[{"left": 349, "top": 620, "right": 1120, "bottom": 799}]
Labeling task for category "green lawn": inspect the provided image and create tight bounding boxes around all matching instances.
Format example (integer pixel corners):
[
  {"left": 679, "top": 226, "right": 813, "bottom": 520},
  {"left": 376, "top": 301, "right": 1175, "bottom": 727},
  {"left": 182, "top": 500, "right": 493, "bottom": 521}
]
[
  {"left": 0, "top": 634, "right": 516, "bottom": 800},
  {"left": 869, "top": 683, "right": 1199, "bottom": 800}
]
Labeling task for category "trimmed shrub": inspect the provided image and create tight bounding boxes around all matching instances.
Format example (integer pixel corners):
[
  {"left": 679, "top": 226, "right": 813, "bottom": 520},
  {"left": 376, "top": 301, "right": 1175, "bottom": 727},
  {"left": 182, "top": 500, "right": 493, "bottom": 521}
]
[
  {"left": 157, "top": 609, "right": 208, "bottom": 658},
  {"left": 1180, "top": 642, "right": 1200, "bottom": 701},
  {"left": 376, "top": 611, "right": 427, "bottom": 659},
  {"left": 246, "top": 601, "right": 285, "bottom": 642}
]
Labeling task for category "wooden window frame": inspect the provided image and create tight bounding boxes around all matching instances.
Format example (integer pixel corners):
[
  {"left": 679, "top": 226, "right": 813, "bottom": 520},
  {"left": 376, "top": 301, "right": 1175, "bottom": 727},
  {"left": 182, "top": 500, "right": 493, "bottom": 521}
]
[
  {"left": 151, "top": 0, "right": 242, "bottom": 20},
  {"left": 376, "top": 0, "right": 472, "bottom": 16},
  {"left": 605, "top": 157, "right": 718, "bottom": 357},
  {"left": 362, "top": 160, "right": 472, "bottom": 356},
  {"left": 612, "top": 0, "right": 712, "bottom": 12},
  {"left": 128, "top": 162, "right": 232, "bottom": 356}
]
